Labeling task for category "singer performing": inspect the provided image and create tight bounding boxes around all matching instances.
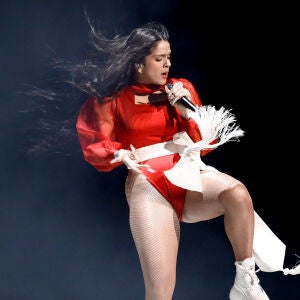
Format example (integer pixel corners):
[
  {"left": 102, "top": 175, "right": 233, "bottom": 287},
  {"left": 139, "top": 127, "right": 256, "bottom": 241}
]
[{"left": 75, "top": 22, "right": 299, "bottom": 300}]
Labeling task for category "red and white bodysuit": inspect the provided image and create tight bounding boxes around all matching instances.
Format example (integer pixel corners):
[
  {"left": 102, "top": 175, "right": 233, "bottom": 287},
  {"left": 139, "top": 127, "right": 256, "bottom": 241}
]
[{"left": 76, "top": 77, "right": 211, "bottom": 221}]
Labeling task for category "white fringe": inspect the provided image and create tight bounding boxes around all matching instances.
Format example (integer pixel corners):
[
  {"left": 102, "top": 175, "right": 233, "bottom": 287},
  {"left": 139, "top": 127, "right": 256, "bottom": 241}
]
[
  {"left": 283, "top": 254, "right": 300, "bottom": 275},
  {"left": 283, "top": 263, "right": 300, "bottom": 275},
  {"left": 184, "top": 105, "right": 245, "bottom": 154}
]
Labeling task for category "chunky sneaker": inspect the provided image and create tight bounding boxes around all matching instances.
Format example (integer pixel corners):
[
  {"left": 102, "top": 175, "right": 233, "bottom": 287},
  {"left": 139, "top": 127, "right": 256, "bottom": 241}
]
[{"left": 229, "top": 257, "right": 270, "bottom": 300}]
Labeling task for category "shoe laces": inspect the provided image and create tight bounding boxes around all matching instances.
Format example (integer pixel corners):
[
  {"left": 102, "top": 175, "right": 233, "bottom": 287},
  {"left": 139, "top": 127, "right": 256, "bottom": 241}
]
[
  {"left": 238, "top": 263, "right": 261, "bottom": 287},
  {"left": 247, "top": 266, "right": 260, "bottom": 286}
]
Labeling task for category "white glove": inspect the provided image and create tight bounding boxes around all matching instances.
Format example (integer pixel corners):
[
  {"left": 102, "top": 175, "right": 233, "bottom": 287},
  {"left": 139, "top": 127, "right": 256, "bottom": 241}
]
[
  {"left": 110, "top": 145, "right": 152, "bottom": 173},
  {"left": 165, "top": 82, "right": 193, "bottom": 120}
]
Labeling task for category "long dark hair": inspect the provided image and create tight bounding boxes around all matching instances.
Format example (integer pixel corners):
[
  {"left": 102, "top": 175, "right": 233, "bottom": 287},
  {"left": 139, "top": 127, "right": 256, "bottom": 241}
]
[
  {"left": 22, "top": 19, "right": 170, "bottom": 155},
  {"left": 66, "top": 19, "right": 170, "bottom": 98}
]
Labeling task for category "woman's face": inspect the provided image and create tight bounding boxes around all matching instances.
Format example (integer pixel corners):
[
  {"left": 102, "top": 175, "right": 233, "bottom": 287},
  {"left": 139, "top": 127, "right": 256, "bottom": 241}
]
[{"left": 135, "top": 40, "right": 171, "bottom": 86}]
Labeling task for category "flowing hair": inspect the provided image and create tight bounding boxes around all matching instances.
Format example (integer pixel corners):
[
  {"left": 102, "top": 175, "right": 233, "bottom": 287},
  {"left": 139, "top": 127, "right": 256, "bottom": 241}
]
[
  {"left": 64, "top": 18, "right": 170, "bottom": 97},
  {"left": 22, "top": 19, "right": 170, "bottom": 155}
]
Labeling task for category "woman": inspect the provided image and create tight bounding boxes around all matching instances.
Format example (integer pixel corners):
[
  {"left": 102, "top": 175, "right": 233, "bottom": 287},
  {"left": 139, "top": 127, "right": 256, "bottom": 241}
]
[{"left": 75, "top": 21, "right": 294, "bottom": 299}]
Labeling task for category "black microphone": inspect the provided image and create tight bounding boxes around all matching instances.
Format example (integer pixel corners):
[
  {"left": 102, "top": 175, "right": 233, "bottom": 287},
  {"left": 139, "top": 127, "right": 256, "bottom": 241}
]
[{"left": 166, "top": 83, "right": 197, "bottom": 112}]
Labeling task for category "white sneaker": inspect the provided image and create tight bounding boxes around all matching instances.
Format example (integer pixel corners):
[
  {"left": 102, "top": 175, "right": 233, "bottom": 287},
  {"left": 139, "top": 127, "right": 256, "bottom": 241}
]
[{"left": 229, "top": 257, "right": 270, "bottom": 300}]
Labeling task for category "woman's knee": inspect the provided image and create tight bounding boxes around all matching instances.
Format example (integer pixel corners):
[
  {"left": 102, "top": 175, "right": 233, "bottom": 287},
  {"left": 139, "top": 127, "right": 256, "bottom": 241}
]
[
  {"left": 220, "top": 183, "right": 253, "bottom": 208},
  {"left": 145, "top": 269, "right": 176, "bottom": 299}
]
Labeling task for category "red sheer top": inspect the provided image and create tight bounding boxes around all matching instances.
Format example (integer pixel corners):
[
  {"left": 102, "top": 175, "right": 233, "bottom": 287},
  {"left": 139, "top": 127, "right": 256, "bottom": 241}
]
[
  {"left": 76, "top": 77, "right": 212, "bottom": 172},
  {"left": 76, "top": 77, "right": 216, "bottom": 221}
]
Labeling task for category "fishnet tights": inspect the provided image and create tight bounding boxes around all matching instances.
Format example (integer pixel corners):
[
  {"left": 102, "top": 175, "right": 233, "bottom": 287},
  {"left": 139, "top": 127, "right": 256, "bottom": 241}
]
[{"left": 125, "top": 172, "right": 180, "bottom": 300}]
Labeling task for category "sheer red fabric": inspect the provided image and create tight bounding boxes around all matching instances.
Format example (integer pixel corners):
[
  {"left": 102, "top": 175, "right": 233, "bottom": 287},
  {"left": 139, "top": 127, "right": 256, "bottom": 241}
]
[{"left": 76, "top": 78, "right": 214, "bottom": 220}]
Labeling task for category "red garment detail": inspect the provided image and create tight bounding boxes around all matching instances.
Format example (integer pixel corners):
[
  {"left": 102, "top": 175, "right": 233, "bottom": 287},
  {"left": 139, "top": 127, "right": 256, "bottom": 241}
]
[
  {"left": 76, "top": 78, "right": 214, "bottom": 220},
  {"left": 141, "top": 154, "right": 186, "bottom": 221}
]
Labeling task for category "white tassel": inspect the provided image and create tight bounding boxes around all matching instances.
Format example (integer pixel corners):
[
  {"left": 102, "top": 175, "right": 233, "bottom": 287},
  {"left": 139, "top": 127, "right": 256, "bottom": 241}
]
[
  {"left": 283, "top": 264, "right": 300, "bottom": 275},
  {"left": 283, "top": 254, "right": 300, "bottom": 275},
  {"left": 184, "top": 105, "right": 245, "bottom": 154}
]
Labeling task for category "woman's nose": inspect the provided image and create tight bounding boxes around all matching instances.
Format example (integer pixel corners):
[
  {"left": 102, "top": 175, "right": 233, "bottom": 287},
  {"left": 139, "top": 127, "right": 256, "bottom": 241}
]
[{"left": 165, "top": 60, "right": 171, "bottom": 67}]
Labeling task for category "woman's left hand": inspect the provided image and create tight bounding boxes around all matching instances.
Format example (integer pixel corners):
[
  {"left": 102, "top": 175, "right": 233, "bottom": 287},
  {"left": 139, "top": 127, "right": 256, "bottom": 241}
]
[{"left": 110, "top": 145, "right": 152, "bottom": 173}]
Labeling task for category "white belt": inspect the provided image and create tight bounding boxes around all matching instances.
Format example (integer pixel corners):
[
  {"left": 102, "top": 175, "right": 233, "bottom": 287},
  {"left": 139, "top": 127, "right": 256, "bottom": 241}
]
[
  {"left": 132, "top": 131, "right": 215, "bottom": 193},
  {"left": 133, "top": 131, "right": 194, "bottom": 162}
]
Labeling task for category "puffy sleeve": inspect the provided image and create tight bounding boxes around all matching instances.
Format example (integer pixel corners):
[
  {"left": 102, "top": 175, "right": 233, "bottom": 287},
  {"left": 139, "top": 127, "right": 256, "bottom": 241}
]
[
  {"left": 76, "top": 96, "right": 123, "bottom": 172},
  {"left": 176, "top": 78, "right": 217, "bottom": 156}
]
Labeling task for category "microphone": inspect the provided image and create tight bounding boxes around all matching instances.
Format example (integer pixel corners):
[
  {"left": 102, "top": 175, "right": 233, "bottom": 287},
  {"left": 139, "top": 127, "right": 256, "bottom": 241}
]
[{"left": 166, "top": 83, "right": 197, "bottom": 112}]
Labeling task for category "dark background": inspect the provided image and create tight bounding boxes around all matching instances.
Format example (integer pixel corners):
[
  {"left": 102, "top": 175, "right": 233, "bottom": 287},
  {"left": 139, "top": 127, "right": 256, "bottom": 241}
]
[{"left": 1, "top": 1, "right": 299, "bottom": 299}]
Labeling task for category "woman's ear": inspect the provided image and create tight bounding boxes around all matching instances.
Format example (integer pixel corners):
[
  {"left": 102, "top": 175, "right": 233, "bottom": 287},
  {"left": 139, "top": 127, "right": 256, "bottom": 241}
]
[{"left": 135, "top": 63, "right": 143, "bottom": 73}]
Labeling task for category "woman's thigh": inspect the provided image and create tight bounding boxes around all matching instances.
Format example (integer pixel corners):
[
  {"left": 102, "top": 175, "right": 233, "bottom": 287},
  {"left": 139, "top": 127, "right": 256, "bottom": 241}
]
[
  {"left": 125, "top": 172, "right": 180, "bottom": 281},
  {"left": 182, "top": 170, "right": 242, "bottom": 223}
]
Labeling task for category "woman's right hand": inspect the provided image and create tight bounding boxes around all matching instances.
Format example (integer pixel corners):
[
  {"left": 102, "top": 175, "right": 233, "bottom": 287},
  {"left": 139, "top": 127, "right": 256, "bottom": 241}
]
[
  {"left": 165, "top": 82, "right": 193, "bottom": 120},
  {"left": 110, "top": 145, "right": 151, "bottom": 173},
  {"left": 165, "top": 82, "right": 191, "bottom": 106}
]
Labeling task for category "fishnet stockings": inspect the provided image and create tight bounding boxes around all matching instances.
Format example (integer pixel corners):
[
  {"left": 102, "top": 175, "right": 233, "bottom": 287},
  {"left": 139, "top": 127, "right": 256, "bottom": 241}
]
[{"left": 125, "top": 172, "right": 180, "bottom": 300}]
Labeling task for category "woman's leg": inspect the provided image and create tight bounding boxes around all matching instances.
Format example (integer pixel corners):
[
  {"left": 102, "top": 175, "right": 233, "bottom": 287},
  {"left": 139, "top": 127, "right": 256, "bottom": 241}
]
[
  {"left": 182, "top": 170, "right": 254, "bottom": 261},
  {"left": 126, "top": 172, "right": 180, "bottom": 300},
  {"left": 182, "top": 170, "right": 269, "bottom": 299}
]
